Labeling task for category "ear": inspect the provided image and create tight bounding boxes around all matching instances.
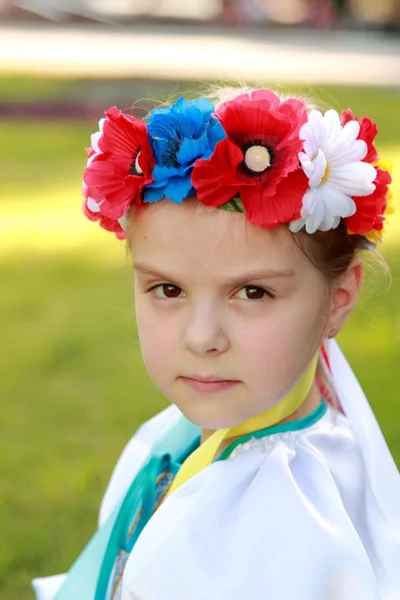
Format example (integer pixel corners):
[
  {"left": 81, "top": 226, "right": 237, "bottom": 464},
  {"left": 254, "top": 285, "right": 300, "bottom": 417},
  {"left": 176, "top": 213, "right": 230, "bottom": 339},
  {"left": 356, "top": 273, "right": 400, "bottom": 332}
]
[{"left": 325, "top": 256, "right": 364, "bottom": 338}]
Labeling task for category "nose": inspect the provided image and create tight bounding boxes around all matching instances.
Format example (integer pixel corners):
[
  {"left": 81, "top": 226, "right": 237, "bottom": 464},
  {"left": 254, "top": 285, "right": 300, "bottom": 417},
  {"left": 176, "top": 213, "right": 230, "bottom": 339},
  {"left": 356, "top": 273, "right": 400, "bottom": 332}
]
[{"left": 183, "top": 302, "right": 230, "bottom": 357}]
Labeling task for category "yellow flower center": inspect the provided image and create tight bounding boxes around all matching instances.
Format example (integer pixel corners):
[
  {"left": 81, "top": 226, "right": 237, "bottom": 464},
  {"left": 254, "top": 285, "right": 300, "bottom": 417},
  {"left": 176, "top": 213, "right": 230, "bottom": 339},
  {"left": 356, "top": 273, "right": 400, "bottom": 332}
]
[{"left": 320, "top": 163, "right": 331, "bottom": 186}]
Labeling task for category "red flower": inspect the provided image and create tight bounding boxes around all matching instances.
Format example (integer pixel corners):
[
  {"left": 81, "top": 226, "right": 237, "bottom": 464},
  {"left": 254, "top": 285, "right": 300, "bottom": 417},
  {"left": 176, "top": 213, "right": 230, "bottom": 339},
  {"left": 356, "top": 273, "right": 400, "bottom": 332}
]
[
  {"left": 192, "top": 90, "right": 309, "bottom": 227},
  {"left": 86, "top": 145, "right": 96, "bottom": 159},
  {"left": 344, "top": 167, "right": 391, "bottom": 235},
  {"left": 340, "top": 109, "right": 379, "bottom": 164},
  {"left": 83, "top": 107, "right": 154, "bottom": 220},
  {"left": 340, "top": 110, "right": 391, "bottom": 236},
  {"left": 83, "top": 199, "right": 126, "bottom": 240}
]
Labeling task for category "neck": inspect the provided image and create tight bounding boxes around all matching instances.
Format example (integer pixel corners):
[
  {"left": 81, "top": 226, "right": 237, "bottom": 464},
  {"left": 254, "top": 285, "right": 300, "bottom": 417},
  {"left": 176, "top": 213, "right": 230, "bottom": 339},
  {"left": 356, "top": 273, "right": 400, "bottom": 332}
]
[{"left": 201, "top": 378, "right": 322, "bottom": 452}]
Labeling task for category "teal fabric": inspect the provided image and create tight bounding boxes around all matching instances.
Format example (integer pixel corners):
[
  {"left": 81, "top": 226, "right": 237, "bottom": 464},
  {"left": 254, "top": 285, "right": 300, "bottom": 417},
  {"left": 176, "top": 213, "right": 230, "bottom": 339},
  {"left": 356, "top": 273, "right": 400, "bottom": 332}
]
[{"left": 54, "top": 415, "right": 200, "bottom": 600}]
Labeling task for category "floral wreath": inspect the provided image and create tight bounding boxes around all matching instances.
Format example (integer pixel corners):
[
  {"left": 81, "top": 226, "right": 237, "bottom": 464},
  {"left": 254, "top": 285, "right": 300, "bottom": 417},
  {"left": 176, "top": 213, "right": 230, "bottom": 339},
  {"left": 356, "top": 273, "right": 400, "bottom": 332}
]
[{"left": 82, "top": 90, "right": 394, "bottom": 247}]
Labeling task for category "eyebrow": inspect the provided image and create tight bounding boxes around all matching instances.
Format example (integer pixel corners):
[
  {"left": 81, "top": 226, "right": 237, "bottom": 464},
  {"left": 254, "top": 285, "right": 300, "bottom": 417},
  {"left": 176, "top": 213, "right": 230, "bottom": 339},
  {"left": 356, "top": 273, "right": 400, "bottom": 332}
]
[{"left": 133, "top": 261, "right": 295, "bottom": 286}]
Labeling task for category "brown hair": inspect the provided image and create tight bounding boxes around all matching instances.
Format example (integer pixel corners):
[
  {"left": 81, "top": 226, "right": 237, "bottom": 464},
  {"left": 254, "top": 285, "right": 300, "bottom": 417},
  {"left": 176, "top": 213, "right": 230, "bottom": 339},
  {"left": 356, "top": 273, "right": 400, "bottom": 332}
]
[{"left": 289, "top": 221, "right": 369, "bottom": 282}]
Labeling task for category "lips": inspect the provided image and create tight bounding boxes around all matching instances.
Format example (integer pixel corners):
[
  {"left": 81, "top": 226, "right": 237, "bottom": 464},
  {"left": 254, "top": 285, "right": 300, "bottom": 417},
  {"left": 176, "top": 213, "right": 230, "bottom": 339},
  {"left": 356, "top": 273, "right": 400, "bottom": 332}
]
[
  {"left": 179, "top": 376, "right": 241, "bottom": 394},
  {"left": 185, "top": 375, "right": 237, "bottom": 383}
]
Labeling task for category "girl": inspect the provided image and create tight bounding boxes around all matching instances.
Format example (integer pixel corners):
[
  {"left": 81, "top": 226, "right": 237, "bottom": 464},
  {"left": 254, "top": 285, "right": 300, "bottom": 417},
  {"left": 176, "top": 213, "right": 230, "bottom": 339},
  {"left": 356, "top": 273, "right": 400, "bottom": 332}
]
[{"left": 33, "top": 87, "right": 399, "bottom": 600}]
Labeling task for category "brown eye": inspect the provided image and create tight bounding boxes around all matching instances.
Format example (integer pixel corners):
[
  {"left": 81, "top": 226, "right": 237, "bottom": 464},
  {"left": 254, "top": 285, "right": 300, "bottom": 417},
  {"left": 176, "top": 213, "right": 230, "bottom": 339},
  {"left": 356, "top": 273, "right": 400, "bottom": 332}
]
[
  {"left": 163, "top": 285, "right": 182, "bottom": 298},
  {"left": 237, "top": 286, "right": 268, "bottom": 300},
  {"left": 246, "top": 286, "right": 265, "bottom": 300},
  {"left": 151, "top": 284, "right": 183, "bottom": 299}
]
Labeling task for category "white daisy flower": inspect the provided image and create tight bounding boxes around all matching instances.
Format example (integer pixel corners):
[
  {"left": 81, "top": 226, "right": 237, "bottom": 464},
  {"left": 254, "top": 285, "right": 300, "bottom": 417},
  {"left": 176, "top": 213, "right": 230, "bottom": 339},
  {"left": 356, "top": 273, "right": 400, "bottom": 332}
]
[{"left": 289, "top": 109, "right": 377, "bottom": 234}]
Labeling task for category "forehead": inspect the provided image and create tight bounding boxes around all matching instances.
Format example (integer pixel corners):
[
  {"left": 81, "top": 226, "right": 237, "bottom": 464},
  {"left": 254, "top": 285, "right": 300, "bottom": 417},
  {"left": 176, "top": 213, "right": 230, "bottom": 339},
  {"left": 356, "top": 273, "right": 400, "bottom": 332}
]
[{"left": 129, "top": 199, "right": 308, "bottom": 276}]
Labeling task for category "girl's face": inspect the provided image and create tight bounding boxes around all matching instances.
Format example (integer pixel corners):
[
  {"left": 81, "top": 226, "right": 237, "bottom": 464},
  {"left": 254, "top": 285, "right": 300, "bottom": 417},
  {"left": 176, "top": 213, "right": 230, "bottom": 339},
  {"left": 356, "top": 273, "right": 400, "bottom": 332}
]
[{"left": 130, "top": 200, "right": 330, "bottom": 430}]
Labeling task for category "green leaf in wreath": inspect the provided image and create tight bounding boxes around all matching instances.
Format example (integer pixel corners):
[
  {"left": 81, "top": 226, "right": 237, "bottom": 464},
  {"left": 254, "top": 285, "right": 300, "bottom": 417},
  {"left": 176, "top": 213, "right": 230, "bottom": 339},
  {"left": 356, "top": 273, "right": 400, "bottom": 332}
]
[{"left": 219, "top": 197, "right": 246, "bottom": 214}]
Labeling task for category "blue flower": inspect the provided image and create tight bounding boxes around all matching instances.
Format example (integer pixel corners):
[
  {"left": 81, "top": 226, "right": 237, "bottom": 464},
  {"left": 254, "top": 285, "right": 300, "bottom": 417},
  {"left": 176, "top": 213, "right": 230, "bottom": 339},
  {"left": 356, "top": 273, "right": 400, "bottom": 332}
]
[{"left": 144, "top": 97, "right": 225, "bottom": 204}]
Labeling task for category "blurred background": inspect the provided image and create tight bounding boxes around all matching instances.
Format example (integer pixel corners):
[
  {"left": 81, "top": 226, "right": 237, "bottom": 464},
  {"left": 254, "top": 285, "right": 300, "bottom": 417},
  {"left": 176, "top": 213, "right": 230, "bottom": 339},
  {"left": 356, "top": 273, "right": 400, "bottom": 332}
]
[{"left": 1, "top": 1, "right": 399, "bottom": 598}]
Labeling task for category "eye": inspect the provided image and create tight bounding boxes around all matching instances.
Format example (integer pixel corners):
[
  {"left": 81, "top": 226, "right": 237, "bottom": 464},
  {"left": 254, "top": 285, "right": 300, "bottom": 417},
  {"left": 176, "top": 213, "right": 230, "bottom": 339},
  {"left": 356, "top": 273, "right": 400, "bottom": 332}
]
[
  {"left": 150, "top": 284, "right": 184, "bottom": 299},
  {"left": 236, "top": 286, "right": 271, "bottom": 300}
]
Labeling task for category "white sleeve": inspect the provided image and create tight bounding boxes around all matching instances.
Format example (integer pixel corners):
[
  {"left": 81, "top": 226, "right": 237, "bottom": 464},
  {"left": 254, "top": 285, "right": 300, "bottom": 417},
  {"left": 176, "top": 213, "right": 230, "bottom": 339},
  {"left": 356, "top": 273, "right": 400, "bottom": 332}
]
[
  {"left": 121, "top": 423, "right": 389, "bottom": 600},
  {"left": 31, "top": 575, "right": 67, "bottom": 600},
  {"left": 31, "top": 405, "right": 179, "bottom": 600}
]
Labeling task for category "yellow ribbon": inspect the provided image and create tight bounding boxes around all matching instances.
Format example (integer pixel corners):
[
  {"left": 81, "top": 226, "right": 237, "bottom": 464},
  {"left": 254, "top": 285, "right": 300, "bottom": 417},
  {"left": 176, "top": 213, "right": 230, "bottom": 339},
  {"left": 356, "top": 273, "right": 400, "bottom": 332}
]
[{"left": 167, "top": 351, "right": 319, "bottom": 496}]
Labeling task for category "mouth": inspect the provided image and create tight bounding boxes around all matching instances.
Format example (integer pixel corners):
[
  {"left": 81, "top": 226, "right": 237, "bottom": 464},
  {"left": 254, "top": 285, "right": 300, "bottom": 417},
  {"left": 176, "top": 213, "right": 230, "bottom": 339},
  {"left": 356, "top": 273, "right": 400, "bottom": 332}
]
[{"left": 179, "top": 376, "right": 241, "bottom": 394}]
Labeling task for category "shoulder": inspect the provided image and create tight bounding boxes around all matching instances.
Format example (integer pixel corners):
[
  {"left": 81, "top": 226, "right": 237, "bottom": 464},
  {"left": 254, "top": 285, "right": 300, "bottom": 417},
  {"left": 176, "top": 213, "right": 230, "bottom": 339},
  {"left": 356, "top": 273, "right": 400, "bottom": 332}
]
[
  {"left": 122, "top": 406, "right": 383, "bottom": 599},
  {"left": 99, "top": 404, "right": 181, "bottom": 526},
  {"left": 230, "top": 406, "right": 366, "bottom": 519}
]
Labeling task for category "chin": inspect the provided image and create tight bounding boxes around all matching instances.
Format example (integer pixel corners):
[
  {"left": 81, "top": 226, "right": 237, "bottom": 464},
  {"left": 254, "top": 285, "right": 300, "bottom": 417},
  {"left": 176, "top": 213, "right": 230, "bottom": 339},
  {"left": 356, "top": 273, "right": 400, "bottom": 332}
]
[{"left": 171, "top": 391, "right": 253, "bottom": 430}]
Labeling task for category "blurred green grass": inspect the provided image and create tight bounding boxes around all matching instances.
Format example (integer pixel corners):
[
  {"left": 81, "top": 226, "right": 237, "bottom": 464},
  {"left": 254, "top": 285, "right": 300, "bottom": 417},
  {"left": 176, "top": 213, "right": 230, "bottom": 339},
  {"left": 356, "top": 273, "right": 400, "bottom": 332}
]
[{"left": 1, "top": 79, "right": 399, "bottom": 599}]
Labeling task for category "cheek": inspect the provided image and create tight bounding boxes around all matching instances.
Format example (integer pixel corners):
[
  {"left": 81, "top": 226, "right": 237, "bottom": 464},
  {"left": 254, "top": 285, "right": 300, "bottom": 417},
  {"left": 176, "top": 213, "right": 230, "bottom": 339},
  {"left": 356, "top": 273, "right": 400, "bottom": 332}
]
[
  {"left": 135, "top": 298, "right": 177, "bottom": 383},
  {"left": 237, "top": 292, "right": 326, "bottom": 389}
]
